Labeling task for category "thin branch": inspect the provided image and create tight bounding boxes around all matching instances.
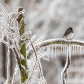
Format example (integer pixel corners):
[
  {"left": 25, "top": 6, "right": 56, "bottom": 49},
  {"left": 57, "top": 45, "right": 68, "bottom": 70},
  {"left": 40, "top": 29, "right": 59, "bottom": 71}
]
[
  {"left": 0, "top": 5, "right": 9, "bottom": 17},
  {"left": 34, "top": 37, "right": 44, "bottom": 45},
  {"left": 0, "top": 28, "right": 13, "bottom": 41},
  {"left": 19, "top": 31, "right": 32, "bottom": 39},
  {"left": 61, "top": 44, "right": 71, "bottom": 84},
  {"left": 0, "top": 39, "right": 13, "bottom": 49},
  {"left": 7, "top": 49, "right": 10, "bottom": 84},
  {"left": 13, "top": 48, "right": 21, "bottom": 70},
  {"left": 12, "top": 64, "right": 19, "bottom": 84},
  {"left": 12, "top": 12, "right": 24, "bottom": 25},
  {"left": 0, "top": 12, "right": 8, "bottom": 19},
  {"left": 30, "top": 41, "right": 46, "bottom": 83},
  {"left": 30, "top": 52, "right": 47, "bottom": 62}
]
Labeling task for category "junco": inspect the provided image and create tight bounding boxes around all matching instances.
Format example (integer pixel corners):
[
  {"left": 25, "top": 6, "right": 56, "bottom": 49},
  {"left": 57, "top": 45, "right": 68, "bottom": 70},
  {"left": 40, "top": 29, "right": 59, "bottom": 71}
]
[{"left": 62, "top": 27, "right": 74, "bottom": 40}]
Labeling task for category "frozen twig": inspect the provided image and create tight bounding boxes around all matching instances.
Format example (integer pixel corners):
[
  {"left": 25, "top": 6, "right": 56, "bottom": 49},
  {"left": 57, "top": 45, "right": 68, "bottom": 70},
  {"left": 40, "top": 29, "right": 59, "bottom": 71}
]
[
  {"left": 37, "top": 38, "right": 84, "bottom": 47},
  {"left": 0, "top": 12, "right": 8, "bottom": 19},
  {"left": 0, "top": 39, "right": 13, "bottom": 49},
  {"left": 61, "top": 44, "right": 71, "bottom": 84},
  {"left": 24, "top": 40, "right": 47, "bottom": 84},
  {"left": 12, "top": 64, "right": 19, "bottom": 84},
  {"left": 34, "top": 37, "right": 44, "bottom": 45},
  {"left": 7, "top": 48, "right": 10, "bottom": 84},
  {"left": 30, "top": 52, "right": 47, "bottom": 62},
  {"left": 19, "top": 31, "right": 32, "bottom": 39},
  {"left": 0, "top": 5, "right": 9, "bottom": 17}
]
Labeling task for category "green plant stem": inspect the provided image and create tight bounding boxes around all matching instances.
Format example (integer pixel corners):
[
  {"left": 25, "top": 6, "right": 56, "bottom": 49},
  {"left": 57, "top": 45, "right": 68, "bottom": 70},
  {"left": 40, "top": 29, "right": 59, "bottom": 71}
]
[{"left": 17, "top": 7, "right": 28, "bottom": 83}]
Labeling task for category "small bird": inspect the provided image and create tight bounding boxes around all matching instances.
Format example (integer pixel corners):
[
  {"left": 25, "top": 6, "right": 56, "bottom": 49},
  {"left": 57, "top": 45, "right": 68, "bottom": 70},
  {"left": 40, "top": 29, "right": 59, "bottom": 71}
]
[{"left": 62, "top": 27, "right": 74, "bottom": 40}]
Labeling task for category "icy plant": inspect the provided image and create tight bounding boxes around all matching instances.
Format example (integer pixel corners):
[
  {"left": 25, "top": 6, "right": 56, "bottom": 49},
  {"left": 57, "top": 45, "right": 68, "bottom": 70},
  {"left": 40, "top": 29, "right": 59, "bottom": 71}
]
[
  {"left": 0, "top": 5, "right": 84, "bottom": 84},
  {"left": 0, "top": 5, "right": 46, "bottom": 84}
]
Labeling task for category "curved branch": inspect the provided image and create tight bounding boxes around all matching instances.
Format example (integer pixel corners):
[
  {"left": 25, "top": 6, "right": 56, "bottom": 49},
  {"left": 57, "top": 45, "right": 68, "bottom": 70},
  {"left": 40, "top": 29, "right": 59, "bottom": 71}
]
[
  {"left": 27, "top": 38, "right": 84, "bottom": 58},
  {"left": 61, "top": 44, "right": 71, "bottom": 84},
  {"left": 37, "top": 38, "right": 84, "bottom": 47}
]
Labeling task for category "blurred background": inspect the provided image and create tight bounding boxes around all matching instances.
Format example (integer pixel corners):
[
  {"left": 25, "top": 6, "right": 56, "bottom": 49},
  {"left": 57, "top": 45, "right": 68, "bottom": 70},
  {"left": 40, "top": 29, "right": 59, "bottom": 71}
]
[{"left": 0, "top": 0, "right": 84, "bottom": 84}]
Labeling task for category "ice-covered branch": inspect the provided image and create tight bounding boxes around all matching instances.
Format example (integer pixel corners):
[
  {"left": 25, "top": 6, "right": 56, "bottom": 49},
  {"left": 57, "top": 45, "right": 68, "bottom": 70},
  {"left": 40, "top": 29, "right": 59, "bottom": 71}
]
[
  {"left": 0, "top": 39, "right": 13, "bottom": 49},
  {"left": 37, "top": 38, "right": 84, "bottom": 47},
  {"left": 61, "top": 44, "right": 71, "bottom": 84},
  {"left": 27, "top": 38, "right": 84, "bottom": 58},
  {"left": 0, "top": 5, "right": 8, "bottom": 17},
  {"left": 7, "top": 49, "right": 10, "bottom": 84},
  {"left": 24, "top": 41, "right": 47, "bottom": 84},
  {"left": 12, "top": 64, "right": 19, "bottom": 84}
]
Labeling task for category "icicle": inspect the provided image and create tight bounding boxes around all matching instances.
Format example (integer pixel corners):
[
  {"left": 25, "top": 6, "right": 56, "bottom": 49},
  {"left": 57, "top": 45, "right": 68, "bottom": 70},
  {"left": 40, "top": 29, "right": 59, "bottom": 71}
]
[
  {"left": 69, "top": 44, "right": 71, "bottom": 60},
  {"left": 80, "top": 46, "right": 82, "bottom": 54},
  {"left": 61, "top": 42, "right": 62, "bottom": 52},
  {"left": 52, "top": 44, "right": 53, "bottom": 58},
  {"left": 43, "top": 47, "right": 45, "bottom": 53},
  {"left": 75, "top": 45, "right": 77, "bottom": 53},
  {"left": 63, "top": 45, "right": 65, "bottom": 54},
  {"left": 55, "top": 44, "right": 57, "bottom": 57},
  {"left": 82, "top": 46, "right": 83, "bottom": 54},
  {"left": 65, "top": 44, "right": 66, "bottom": 55},
  {"left": 2, "top": 32, "right": 5, "bottom": 40},
  {"left": 77, "top": 45, "right": 79, "bottom": 53},
  {"left": 74, "top": 45, "right": 76, "bottom": 54},
  {"left": 72, "top": 45, "right": 74, "bottom": 55},
  {"left": 47, "top": 46, "right": 49, "bottom": 61},
  {"left": 83, "top": 46, "right": 84, "bottom": 54},
  {"left": 48, "top": 45, "right": 50, "bottom": 58}
]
